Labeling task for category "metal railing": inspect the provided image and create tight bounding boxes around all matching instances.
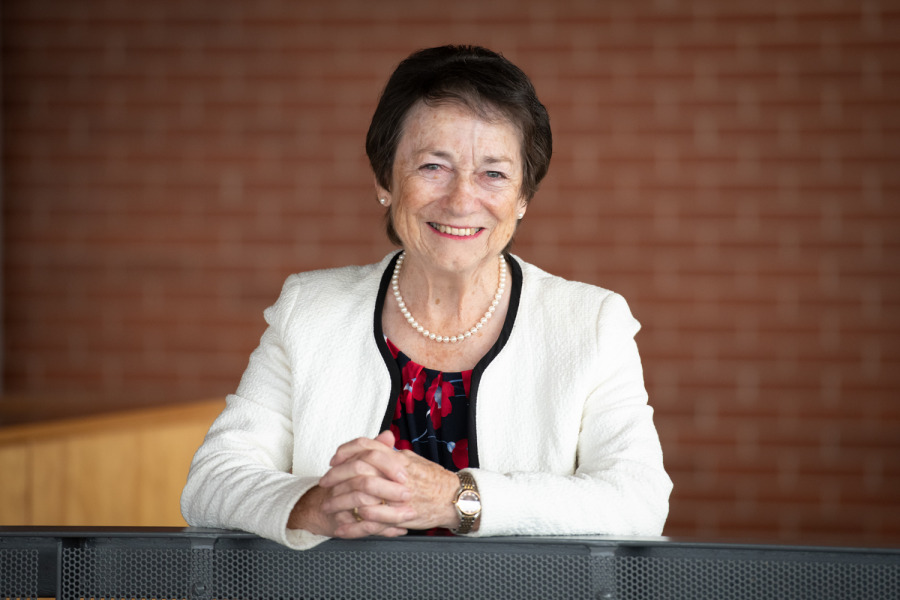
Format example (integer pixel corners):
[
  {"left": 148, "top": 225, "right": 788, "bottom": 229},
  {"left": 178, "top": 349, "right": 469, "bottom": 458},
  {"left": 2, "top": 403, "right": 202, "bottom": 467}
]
[{"left": 1, "top": 527, "right": 898, "bottom": 599}]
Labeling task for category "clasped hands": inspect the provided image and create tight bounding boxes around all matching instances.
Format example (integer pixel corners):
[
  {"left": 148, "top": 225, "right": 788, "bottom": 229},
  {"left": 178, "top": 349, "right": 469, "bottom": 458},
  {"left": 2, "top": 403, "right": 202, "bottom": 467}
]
[{"left": 289, "top": 430, "right": 460, "bottom": 538}]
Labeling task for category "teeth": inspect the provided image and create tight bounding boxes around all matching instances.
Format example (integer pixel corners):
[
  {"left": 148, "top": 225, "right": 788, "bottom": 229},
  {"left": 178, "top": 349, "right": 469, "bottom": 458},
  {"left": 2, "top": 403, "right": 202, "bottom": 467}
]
[{"left": 432, "top": 223, "right": 479, "bottom": 236}]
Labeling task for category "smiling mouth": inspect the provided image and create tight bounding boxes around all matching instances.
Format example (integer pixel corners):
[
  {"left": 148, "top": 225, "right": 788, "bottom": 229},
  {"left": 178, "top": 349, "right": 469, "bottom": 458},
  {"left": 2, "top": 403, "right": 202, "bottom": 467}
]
[{"left": 429, "top": 223, "right": 482, "bottom": 237}]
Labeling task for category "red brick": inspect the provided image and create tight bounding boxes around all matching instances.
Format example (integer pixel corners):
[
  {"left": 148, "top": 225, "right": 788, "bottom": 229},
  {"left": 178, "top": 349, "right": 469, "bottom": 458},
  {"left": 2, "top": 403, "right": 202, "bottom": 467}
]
[{"left": 3, "top": 0, "right": 899, "bottom": 546}]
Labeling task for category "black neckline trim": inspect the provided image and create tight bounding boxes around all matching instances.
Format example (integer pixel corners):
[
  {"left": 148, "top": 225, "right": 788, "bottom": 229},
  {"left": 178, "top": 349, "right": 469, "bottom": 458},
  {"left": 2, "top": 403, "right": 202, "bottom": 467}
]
[
  {"left": 373, "top": 252, "right": 523, "bottom": 469},
  {"left": 374, "top": 252, "right": 403, "bottom": 433}
]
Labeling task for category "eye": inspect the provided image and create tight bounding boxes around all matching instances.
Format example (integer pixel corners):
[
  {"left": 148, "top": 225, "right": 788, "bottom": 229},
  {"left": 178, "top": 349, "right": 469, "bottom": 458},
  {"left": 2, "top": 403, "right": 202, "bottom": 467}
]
[
  {"left": 485, "top": 170, "right": 506, "bottom": 179},
  {"left": 420, "top": 163, "right": 441, "bottom": 171}
]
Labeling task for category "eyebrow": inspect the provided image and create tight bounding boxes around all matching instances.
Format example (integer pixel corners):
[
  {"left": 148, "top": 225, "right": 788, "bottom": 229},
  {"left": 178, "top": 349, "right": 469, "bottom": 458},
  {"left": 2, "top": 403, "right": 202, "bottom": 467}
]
[{"left": 422, "top": 150, "right": 515, "bottom": 165}]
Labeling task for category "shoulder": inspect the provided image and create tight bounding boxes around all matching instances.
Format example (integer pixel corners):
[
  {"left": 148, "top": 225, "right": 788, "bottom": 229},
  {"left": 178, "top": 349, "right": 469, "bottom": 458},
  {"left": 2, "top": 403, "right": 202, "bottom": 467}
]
[
  {"left": 264, "top": 252, "right": 397, "bottom": 328},
  {"left": 285, "top": 255, "right": 391, "bottom": 293}
]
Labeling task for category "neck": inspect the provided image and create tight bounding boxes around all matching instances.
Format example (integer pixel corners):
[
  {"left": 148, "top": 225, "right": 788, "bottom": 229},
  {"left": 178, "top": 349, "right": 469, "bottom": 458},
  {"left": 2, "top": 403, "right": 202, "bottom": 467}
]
[{"left": 392, "top": 252, "right": 506, "bottom": 343}]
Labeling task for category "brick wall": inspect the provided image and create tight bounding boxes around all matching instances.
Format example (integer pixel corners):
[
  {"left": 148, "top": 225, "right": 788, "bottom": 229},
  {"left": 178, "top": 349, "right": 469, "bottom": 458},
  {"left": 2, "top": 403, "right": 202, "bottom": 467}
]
[{"left": 3, "top": 0, "right": 898, "bottom": 545}]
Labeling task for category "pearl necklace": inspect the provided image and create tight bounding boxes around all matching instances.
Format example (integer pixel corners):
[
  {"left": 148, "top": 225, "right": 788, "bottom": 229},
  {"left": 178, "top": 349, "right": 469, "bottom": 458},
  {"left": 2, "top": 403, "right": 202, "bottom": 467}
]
[{"left": 391, "top": 252, "right": 507, "bottom": 343}]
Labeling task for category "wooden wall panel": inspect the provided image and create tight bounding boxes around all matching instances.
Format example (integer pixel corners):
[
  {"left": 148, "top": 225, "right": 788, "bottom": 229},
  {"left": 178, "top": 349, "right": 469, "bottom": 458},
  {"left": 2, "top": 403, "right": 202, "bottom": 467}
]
[
  {"left": 67, "top": 431, "right": 143, "bottom": 526},
  {"left": 0, "top": 399, "right": 222, "bottom": 526},
  {"left": 0, "top": 446, "right": 29, "bottom": 523},
  {"left": 28, "top": 440, "right": 68, "bottom": 525},
  {"left": 136, "top": 421, "right": 212, "bottom": 525}
]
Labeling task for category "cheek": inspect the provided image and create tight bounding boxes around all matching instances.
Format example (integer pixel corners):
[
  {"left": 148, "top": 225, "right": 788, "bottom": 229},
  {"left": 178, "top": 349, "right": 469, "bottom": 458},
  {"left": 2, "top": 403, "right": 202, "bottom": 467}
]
[{"left": 494, "top": 194, "right": 525, "bottom": 221}]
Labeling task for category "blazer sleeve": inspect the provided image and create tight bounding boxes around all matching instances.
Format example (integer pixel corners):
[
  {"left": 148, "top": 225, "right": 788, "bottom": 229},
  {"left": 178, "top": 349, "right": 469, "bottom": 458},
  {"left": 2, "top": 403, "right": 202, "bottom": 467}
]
[
  {"left": 465, "top": 292, "right": 672, "bottom": 537},
  {"left": 180, "top": 275, "right": 329, "bottom": 550}
]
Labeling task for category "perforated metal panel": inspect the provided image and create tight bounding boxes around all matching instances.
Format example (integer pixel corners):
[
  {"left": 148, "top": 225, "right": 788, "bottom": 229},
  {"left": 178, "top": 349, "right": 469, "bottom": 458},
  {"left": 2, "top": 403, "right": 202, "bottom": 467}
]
[
  {"left": 208, "top": 548, "right": 612, "bottom": 599},
  {"left": 614, "top": 555, "right": 900, "bottom": 600},
  {"left": 49, "top": 543, "right": 610, "bottom": 599},
  {"left": 48, "top": 543, "right": 900, "bottom": 600},
  {"left": 60, "top": 548, "right": 193, "bottom": 600},
  {"left": 0, "top": 548, "right": 39, "bottom": 600},
  {"left": 1, "top": 529, "right": 899, "bottom": 600}
]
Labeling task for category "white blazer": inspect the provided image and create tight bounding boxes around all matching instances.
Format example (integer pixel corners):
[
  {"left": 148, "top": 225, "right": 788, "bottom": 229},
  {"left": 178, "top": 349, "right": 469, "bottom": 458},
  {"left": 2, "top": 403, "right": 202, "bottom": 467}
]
[{"left": 181, "top": 252, "right": 672, "bottom": 549}]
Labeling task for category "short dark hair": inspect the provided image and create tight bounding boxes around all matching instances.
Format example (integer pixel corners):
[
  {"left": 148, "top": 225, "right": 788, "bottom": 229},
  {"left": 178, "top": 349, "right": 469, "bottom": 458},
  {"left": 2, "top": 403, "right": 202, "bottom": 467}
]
[{"left": 366, "top": 45, "right": 552, "bottom": 247}]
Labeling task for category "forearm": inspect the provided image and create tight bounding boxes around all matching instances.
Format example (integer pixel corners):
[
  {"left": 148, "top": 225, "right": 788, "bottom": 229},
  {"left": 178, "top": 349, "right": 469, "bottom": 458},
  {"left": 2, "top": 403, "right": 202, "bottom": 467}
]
[
  {"left": 467, "top": 463, "right": 671, "bottom": 537},
  {"left": 467, "top": 406, "right": 671, "bottom": 537},
  {"left": 287, "top": 485, "right": 330, "bottom": 534},
  {"left": 181, "top": 452, "right": 328, "bottom": 549}
]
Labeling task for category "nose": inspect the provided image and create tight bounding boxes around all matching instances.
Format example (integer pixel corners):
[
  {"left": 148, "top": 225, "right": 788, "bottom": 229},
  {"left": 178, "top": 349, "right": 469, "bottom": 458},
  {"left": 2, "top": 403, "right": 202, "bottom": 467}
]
[{"left": 444, "top": 173, "right": 480, "bottom": 215}]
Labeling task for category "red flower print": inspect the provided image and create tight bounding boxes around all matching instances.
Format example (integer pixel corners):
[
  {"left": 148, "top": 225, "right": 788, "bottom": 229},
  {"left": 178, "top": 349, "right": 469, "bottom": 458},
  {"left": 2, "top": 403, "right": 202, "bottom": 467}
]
[
  {"left": 391, "top": 424, "right": 412, "bottom": 450},
  {"left": 461, "top": 370, "right": 472, "bottom": 397},
  {"left": 452, "top": 438, "right": 469, "bottom": 470},
  {"left": 403, "top": 361, "right": 426, "bottom": 401},
  {"left": 386, "top": 338, "right": 474, "bottom": 474},
  {"left": 398, "top": 361, "right": 425, "bottom": 414},
  {"left": 425, "top": 377, "right": 455, "bottom": 430},
  {"left": 440, "top": 381, "right": 454, "bottom": 418}
]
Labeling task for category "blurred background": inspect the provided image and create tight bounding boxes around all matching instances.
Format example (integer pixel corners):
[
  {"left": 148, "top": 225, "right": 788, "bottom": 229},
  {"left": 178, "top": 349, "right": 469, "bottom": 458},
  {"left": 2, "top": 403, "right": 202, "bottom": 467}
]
[{"left": 2, "top": 0, "right": 898, "bottom": 545}]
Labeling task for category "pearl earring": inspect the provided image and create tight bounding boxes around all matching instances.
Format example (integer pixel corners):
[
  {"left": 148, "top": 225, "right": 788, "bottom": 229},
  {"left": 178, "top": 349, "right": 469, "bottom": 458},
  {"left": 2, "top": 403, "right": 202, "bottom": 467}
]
[
  {"left": 517, "top": 212, "right": 524, "bottom": 220},
  {"left": 379, "top": 198, "right": 387, "bottom": 206}
]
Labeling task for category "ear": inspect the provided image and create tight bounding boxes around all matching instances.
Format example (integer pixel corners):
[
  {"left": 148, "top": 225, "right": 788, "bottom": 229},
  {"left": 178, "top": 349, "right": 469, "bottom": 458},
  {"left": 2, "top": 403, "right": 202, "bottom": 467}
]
[
  {"left": 516, "top": 198, "right": 528, "bottom": 220},
  {"left": 375, "top": 176, "right": 391, "bottom": 207}
]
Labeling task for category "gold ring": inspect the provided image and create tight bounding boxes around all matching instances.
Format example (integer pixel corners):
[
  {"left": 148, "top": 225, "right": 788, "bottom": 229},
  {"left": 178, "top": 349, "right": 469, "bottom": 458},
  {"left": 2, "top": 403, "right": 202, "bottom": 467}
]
[{"left": 352, "top": 507, "right": 363, "bottom": 522}]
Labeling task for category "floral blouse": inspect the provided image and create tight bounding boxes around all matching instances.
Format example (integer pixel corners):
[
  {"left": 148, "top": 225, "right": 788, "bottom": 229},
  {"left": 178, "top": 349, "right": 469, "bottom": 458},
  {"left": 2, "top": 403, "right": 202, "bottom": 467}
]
[{"left": 385, "top": 338, "right": 471, "bottom": 472}]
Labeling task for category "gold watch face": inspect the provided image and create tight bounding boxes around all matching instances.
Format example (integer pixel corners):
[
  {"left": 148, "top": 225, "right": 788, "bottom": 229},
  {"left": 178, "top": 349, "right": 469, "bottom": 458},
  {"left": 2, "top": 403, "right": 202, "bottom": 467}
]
[{"left": 457, "top": 490, "right": 481, "bottom": 516}]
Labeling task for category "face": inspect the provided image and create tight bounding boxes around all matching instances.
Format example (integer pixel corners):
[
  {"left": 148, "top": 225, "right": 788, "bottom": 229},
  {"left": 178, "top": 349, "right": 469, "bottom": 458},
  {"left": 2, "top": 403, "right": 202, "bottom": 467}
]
[{"left": 378, "top": 101, "right": 527, "bottom": 277}]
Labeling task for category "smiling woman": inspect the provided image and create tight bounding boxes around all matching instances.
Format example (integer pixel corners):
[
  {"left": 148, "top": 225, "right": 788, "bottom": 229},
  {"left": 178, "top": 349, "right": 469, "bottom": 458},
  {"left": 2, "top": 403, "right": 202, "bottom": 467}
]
[
  {"left": 181, "top": 45, "right": 672, "bottom": 550},
  {"left": 378, "top": 101, "right": 526, "bottom": 370},
  {"left": 383, "top": 102, "right": 525, "bottom": 263}
]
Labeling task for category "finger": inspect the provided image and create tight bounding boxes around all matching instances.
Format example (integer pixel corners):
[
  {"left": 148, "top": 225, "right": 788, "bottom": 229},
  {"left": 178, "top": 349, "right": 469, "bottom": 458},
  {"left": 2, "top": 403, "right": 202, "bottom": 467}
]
[
  {"left": 319, "top": 489, "right": 383, "bottom": 515},
  {"left": 330, "top": 436, "right": 387, "bottom": 466},
  {"left": 328, "top": 442, "right": 408, "bottom": 483},
  {"left": 333, "top": 507, "right": 413, "bottom": 537},
  {"left": 378, "top": 527, "right": 408, "bottom": 538},
  {"left": 320, "top": 482, "right": 411, "bottom": 516},
  {"left": 374, "top": 429, "right": 395, "bottom": 448},
  {"left": 319, "top": 455, "right": 407, "bottom": 488},
  {"left": 324, "top": 476, "right": 411, "bottom": 508},
  {"left": 318, "top": 457, "right": 384, "bottom": 488},
  {"left": 330, "top": 436, "right": 401, "bottom": 468},
  {"left": 334, "top": 520, "right": 408, "bottom": 539},
  {"left": 356, "top": 502, "right": 417, "bottom": 525}
]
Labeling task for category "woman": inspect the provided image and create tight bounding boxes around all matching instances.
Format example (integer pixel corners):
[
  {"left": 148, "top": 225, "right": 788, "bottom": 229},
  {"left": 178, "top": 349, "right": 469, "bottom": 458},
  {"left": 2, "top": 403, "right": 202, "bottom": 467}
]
[{"left": 181, "top": 45, "right": 671, "bottom": 550}]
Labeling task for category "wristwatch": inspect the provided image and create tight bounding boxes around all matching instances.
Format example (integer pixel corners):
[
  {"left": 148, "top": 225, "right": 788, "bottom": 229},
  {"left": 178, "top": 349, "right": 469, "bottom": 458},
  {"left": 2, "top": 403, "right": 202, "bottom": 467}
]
[{"left": 451, "top": 471, "right": 481, "bottom": 534}]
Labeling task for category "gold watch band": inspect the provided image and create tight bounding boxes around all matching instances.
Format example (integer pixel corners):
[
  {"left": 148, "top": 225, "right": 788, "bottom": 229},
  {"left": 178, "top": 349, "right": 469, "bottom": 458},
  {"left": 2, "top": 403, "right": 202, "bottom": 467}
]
[{"left": 452, "top": 471, "right": 481, "bottom": 534}]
